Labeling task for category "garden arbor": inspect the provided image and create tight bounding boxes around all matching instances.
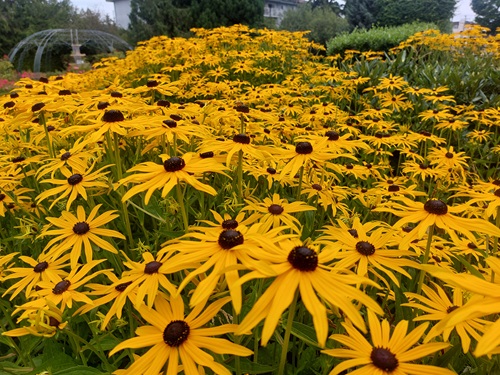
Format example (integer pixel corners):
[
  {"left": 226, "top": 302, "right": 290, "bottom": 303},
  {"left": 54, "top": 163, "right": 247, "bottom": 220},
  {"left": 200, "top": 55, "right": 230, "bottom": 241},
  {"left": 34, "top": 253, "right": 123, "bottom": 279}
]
[{"left": 8, "top": 29, "right": 131, "bottom": 73}]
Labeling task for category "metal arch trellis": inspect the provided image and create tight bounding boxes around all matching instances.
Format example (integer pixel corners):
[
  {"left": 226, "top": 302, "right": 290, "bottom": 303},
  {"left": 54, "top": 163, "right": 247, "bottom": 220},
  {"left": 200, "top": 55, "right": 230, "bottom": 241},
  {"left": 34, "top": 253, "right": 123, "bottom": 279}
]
[{"left": 8, "top": 29, "right": 132, "bottom": 73}]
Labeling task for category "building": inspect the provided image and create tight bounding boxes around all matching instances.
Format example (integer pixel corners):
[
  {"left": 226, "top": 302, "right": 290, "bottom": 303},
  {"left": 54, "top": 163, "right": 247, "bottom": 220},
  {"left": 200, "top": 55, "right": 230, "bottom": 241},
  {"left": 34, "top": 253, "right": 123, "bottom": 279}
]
[
  {"left": 106, "top": 0, "right": 132, "bottom": 29},
  {"left": 264, "top": 0, "right": 301, "bottom": 27},
  {"left": 106, "top": 0, "right": 301, "bottom": 30}
]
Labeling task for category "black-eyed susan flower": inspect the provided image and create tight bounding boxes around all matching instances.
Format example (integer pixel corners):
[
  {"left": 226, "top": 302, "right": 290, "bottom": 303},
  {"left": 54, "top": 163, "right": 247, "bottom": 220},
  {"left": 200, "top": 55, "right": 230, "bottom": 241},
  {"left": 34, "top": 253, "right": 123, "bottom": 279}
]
[
  {"left": 36, "top": 162, "right": 110, "bottom": 210},
  {"left": 118, "top": 152, "right": 227, "bottom": 204},
  {"left": 404, "top": 282, "right": 488, "bottom": 353},
  {"left": 109, "top": 295, "right": 252, "bottom": 375},
  {"left": 277, "top": 139, "right": 335, "bottom": 179},
  {"left": 323, "top": 310, "right": 455, "bottom": 375},
  {"left": 39, "top": 204, "right": 125, "bottom": 268},
  {"left": 159, "top": 223, "right": 282, "bottom": 313},
  {"left": 318, "top": 218, "right": 417, "bottom": 287},
  {"left": 112, "top": 251, "right": 183, "bottom": 309},
  {"left": 13, "top": 259, "right": 108, "bottom": 313},
  {"left": 242, "top": 193, "right": 316, "bottom": 234},
  {"left": 236, "top": 237, "right": 383, "bottom": 347},
  {"left": 74, "top": 271, "right": 139, "bottom": 330},
  {"left": 3, "top": 300, "right": 67, "bottom": 338},
  {"left": 2, "top": 253, "right": 70, "bottom": 300},
  {"left": 373, "top": 197, "right": 500, "bottom": 250},
  {"left": 424, "top": 257, "right": 500, "bottom": 357}
]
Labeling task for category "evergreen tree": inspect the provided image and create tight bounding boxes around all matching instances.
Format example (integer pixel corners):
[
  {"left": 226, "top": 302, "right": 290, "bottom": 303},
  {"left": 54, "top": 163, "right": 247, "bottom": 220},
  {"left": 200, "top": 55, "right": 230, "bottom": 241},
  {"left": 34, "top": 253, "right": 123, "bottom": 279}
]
[
  {"left": 343, "top": 0, "right": 380, "bottom": 29},
  {"left": 472, "top": 0, "right": 500, "bottom": 33}
]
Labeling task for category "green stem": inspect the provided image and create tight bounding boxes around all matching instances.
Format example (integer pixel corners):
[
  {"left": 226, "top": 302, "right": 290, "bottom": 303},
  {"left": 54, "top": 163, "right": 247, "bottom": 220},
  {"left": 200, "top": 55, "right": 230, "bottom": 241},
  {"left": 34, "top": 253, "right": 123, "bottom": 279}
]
[
  {"left": 278, "top": 290, "right": 299, "bottom": 375},
  {"left": 176, "top": 183, "right": 188, "bottom": 233},
  {"left": 39, "top": 112, "right": 54, "bottom": 158},
  {"left": 416, "top": 224, "right": 435, "bottom": 295},
  {"left": 237, "top": 150, "right": 243, "bottom": 203},
  {"left": 296, "top": 165, "right": 304, "bottom": 200}
]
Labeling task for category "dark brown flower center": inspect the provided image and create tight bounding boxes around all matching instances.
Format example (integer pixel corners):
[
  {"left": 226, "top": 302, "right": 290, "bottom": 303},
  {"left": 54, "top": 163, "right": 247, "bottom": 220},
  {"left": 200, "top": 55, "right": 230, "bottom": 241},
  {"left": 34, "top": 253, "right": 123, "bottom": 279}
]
[
  {"left": 268, "top": 204, "right": 284, "bottom": 215},
  {"left": 356, "top": 241, "right": 375, "bottom": 256},
  {"left": 31, "top": 102, "right": 45, "bottom": 112},
  {"left": 295, "top": 142, "right": 313, "bottom": 154},
  {"left": 110, "top": 91, "right": 123, "bottom": 98},
  {"left": 73, "top": 222, "right": 90, "bottom": 235},
  {"left": 163, "top": 320, "right": 190, "bottom": 347},
  {"left": 163, "top": 119, "right": 177, "bottom": 128},
  {"left": 218, "top": 229, "right": 244, "bottom": 249},
  {"left": 221, "top": 219, "right": 238, "bottom": 229},
  {"left": 60, "top": 152, "right": 71, "bottom": 161},
  {"left": 163, "top": 157, "right": 186, "bottom": 172},
  {"left": 445, "top": 152, "right": 454, "bottom": 159},
  {"left": 157, "top": 100, "right": 170, "bottom": 107},
  {"left": 348, "top": 229, "right": 358, "bottom": 238},
  {"left": 199, "top": 151, "right": 214, "bottom": 158},
  {"left": 233, "top": 134, "right": 251, "bottom": 144},
  {"left": 59, "top": 89, "right": 71, "bottom": 96},
  {"left": 11, "top": 156, "right": 25, "bottom": 163},
  {"left": 447, "top": 305, "right": 459, "bottom": 313},
  {"left": 67, "top": 173, "right": 83, "bottom": 185},
  {"left": 388, "top": 185, "right": 400, "bottom": 192},
  {"left": 494, "top": 189, "right": 500, "bottom": 198},
  {"left": 144, "top": 261, "right": 162, "bottom": 274},
  {"left": 97, "top": 101, "right": 110, "bottom": 110},
  {"left": 266, "top": 167, "right": 277, "bottom": 175},
  {"left": 371, "top": 347, "right": 398, "bottom": 372},
  {"left": 288, "top": 246, "right": 318, "bottom": 271},
  {"left": 312, "top": 183, "right": 322, "bottom": 191},
  {"left": 33, "top": 261, "right": 49, "bottom": 273},
  {"left": 147, "top": 80, "right": 159, "bottom": 87},
  {"left": 424, "top": 199, "right": 448, "bottom": 215},
  {"left": 0, "top": 193, "right": 5, "bottom": 201},
  {"left": 52, "top": 280, "right": 71, "bottom": 294},
  {"left": 48, "top": 316, "right": 60, "bottom": 327},
  {"left": 102, "top": 110, "right": 125, "bottom": 122},
  {"left": 115, "top": 281, "right": 133, "bottom": 292},
  {"left": 325, "top": 130, "right": 340, "bottom": 141}
]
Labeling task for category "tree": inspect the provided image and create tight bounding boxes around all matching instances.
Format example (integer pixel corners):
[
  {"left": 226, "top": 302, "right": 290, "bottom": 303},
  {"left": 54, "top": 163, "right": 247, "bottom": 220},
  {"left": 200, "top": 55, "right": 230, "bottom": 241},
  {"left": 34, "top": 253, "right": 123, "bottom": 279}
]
[
  {"left": 280, "top": 3, "right": 349, "bottom": 46},
  {"left": 375, "top": 0, "right": 456, "bottom": 30},
  {"left": 472, "top": 0, "right": 500, "bottom": 33},
  {"left": 310, "top": 0, "right": 343, "bottom": 15},
  {"left": 0, "top": 0, "right": 75, "bottom": 56},
  {"left": 189, "top": 0, "right": 264, "bottom": 30},
  {"left": 128, "top": 0, "right": 192, "bottom": 43},
  {"left": 343, "top": 0, "right": 380, "bottom": 29}
]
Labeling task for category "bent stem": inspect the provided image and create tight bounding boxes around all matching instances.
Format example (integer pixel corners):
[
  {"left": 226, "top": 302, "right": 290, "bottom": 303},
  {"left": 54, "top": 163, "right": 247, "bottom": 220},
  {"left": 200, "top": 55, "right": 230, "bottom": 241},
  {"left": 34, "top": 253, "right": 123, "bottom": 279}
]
[
  {"left": 278, "top": 290, "right": 299, "bottom": 375},
  {"left": 416, "top": 224, "right": 435, "bottom": 295}
]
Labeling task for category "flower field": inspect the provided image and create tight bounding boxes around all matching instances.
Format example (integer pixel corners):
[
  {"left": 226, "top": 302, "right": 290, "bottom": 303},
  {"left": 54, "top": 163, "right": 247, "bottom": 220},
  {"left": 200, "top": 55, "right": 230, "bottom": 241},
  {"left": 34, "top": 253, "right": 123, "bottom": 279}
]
[{"left": 1, "top": 24, "right": 500, "bottom": 374}]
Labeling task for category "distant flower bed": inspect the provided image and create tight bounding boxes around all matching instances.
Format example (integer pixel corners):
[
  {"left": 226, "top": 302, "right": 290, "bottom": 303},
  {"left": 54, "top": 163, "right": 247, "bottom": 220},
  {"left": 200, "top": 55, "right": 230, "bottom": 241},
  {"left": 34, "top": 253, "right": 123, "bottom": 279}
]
[{"left": 0, "top": 24, "right": 500, "bottom": 375}]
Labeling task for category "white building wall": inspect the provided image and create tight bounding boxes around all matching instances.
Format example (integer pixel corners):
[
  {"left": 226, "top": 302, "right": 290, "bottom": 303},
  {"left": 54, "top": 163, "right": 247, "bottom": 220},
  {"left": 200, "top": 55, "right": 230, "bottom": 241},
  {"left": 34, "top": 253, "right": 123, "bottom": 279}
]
[{"left": 107, "top": 0, "right": 131, "bottom": 29}]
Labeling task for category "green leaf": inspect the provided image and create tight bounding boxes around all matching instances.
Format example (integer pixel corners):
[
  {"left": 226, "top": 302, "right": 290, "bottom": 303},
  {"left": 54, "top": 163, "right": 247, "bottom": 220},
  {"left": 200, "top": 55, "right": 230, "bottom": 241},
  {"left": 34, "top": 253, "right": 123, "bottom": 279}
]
[
  {"left": 290, "top": 321, "right": 320, "bottom": 348},
  {"left": 53, "top": 366, "right": 105, "bottom": 375},
  {"left": 226, "top": 358, "right": 277, "bottom": 374}
]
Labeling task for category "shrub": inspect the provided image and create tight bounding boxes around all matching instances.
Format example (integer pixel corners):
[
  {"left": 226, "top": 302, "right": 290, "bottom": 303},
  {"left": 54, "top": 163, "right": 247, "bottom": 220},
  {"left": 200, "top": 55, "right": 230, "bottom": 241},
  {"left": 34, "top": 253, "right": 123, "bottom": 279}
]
[
  {"left": 326, "top": 22, "right": 436, "bottom": 55},
  {"left": 280, "top": 4, "right": 350, "bottom": 46}
]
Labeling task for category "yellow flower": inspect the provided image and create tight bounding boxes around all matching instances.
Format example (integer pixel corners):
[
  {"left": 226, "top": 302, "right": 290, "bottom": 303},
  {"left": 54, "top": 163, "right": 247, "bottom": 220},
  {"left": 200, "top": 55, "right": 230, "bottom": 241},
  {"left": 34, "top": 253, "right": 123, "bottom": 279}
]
[
  {"left": 36, "top": 162, "right": 110, "bottom": 210},
  {"left": 323, "top": 310, "right": 454, "bottom": 375},
  {"left": 109, "top": 295, "right": 252, "bottom": 375},
  {"left": 118, "top": 152, "right": 227, "bottom": 204},
  {"left": 236, "top": 238, "right": 383, "bottom": 347},
  {"left": 373, "top": 197, "right": 500, "bottom": 250},
  {"left": 39, "top": 205, "right": 125, "bottom": 268},
  {"left": 242, "top": 193, "right": 316, "bottom": 233}
]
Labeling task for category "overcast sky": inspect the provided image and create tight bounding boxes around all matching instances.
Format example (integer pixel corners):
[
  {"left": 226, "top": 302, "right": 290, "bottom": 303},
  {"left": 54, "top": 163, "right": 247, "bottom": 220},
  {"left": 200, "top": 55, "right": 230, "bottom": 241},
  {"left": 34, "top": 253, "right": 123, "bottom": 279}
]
[{"left": 70, "top": 0, "right": 477, "bottom": 23}]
